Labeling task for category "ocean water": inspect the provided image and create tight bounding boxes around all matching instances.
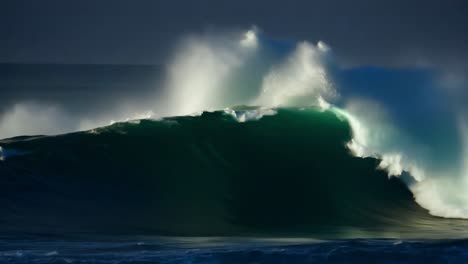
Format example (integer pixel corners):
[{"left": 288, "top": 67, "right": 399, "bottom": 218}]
[
  {"left": 1, "top": 107, "right": 468, "bottom": 262},
  {"left": 0, "top": 237, "right": 468, "bottom": 263},
  {"left": 2, "top": 237, "right": 468, "bottom": 264}
]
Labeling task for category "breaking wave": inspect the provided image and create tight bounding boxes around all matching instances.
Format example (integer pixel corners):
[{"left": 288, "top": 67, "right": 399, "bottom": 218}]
[{"left": 1, "top": 27, "right": 468, "bottom": 226}]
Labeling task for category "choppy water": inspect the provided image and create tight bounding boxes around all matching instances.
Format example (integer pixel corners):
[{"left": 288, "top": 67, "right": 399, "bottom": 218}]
[{"left": 1, "top": 237, "right": 468, "bottom": 264}]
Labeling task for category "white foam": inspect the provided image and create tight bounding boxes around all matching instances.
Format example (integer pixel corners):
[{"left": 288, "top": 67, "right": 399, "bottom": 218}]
[
  {"left": 318, "top": 96, "right": 331, "bottom": 111},
  {"left": 224, "top": 108, "right": 277, "bottom": 122},
  {"left": 412, "top": 117, "right": 468, "bottom": 218},
  {"left": 378, "top": 153, "right": 404, "bottom": 177},
  {"left": 240, "top": 28, "right": 258, "bottom": 48}
]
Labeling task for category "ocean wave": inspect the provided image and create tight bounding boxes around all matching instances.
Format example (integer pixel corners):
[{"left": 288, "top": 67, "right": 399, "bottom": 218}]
[
  {"left": 1, "top": 27, "right": 467, "bottom": 222},
  {"left": 1, "top": 108, "right": 468, "bottom": 237}
]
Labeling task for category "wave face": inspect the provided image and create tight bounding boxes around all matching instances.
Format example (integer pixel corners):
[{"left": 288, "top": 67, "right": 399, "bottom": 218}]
[{"left": 1, "top": 108, "right": 468, "bottom": 238}]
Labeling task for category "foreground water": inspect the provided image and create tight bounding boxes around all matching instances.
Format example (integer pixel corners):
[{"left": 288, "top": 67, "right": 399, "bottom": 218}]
[{"left": 1, "top": 236, "right": 468, "bottom": 264}]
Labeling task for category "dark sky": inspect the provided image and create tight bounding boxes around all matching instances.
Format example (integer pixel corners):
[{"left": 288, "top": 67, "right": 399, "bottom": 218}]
[{"left": 1, "top": 0, "right": 467, "bottom": 68}]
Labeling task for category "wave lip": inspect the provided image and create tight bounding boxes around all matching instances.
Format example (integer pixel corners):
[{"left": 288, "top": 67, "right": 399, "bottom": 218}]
[{"left": 223, "top": 106, "right": 277, "bottom": 122}]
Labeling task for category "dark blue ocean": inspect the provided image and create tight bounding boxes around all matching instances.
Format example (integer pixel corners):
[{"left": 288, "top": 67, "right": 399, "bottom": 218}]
[{"left": 2, "top": 237, "right": 468, "bottom": 264}]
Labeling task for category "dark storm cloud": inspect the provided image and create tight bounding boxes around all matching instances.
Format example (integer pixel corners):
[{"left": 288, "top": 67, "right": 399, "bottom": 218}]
[{"left": 1, "top": 0, "right": 467, "bottom": 67}]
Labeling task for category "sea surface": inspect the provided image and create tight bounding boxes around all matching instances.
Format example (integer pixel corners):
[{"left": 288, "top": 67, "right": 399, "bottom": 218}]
[
  {"left": 2, "top": 236, "right": 468, "bottom": 264},
  {"left": 1, "top": 64, "right": 468, "bottom": 263}
]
